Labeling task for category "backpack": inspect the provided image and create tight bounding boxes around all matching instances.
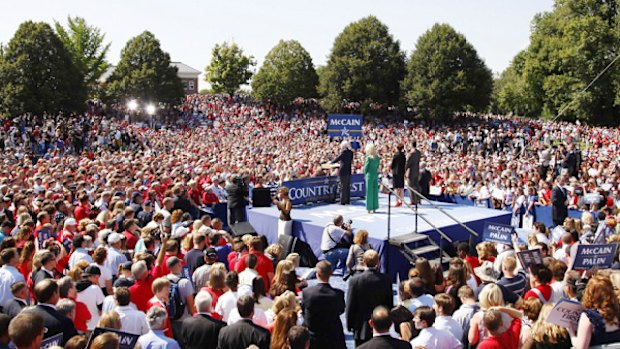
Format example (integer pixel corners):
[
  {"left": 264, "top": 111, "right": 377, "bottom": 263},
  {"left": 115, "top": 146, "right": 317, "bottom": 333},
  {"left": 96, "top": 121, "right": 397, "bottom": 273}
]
[{"left": 167, "top": 276, "right": 186, "bottom": 321}]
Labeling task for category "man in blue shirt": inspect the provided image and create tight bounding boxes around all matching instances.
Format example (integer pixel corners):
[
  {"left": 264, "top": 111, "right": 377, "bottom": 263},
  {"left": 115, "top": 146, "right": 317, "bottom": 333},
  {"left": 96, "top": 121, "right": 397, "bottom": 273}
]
[
  {"left": 138, "top": 306, "right": 181, "bottom": 349},
  {"left": 0, "top": 248, "right": 25, "bottom": 309}
]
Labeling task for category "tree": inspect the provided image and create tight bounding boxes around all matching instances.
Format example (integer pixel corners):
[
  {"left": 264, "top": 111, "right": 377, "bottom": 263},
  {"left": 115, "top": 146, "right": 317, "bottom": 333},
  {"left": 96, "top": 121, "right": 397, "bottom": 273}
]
[
  {"left": 500, "top": 0, "right": 620, "bottom": 123},
  {"left": 55, "top": 16, "right": 110, "bottom": 95},
  {"left": 0, "top": 21, "right": 85, "bottom": 116},
  {"left": 105, "top": 31, "right": 184, "bottom": 105},
  {"left": 204, "top": 42, "right": 255, "bottom": 95},
  {"left": 319, "top": 16, "right": 405, "bottom": 112},
  {"left": 402, "top": 23, "right": 493, "bottom": 119},
  {"left": 251, "top": 40, "right": 318, "bottom": 104}
]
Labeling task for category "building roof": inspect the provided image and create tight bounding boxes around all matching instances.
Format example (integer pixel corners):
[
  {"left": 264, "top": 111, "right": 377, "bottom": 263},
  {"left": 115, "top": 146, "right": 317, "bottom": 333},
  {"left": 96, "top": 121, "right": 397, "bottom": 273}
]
[{"left": 98, "top": 62, "right": 200, "bottom": 82}]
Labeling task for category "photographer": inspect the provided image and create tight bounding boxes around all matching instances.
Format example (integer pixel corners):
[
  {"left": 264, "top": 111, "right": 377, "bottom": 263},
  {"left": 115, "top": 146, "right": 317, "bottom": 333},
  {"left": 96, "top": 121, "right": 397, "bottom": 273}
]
[{"left": 320, "top": 215, "right": 352, "bottom": 275}]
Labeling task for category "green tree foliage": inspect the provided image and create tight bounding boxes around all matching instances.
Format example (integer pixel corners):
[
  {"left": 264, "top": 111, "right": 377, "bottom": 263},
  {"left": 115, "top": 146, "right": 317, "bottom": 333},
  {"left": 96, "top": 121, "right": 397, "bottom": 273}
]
[
  {"left": 319, "top": 16, "right": 405, "bottom": 112},
  {"left": 105, "top": 31, "right": 184, "bottom": 104},
  {"left": 498, "top": 0, "right": 620, "bottom": 123},
  {"left": 55, "top": 16, "right": 110, "bottom": 95},
  {"left": 402, "top": 23, "right": 493, "bottom": 119},
  {"left": 205, "top": 42, "right": 255, "bottom": 95},
  {"left": 251, "top": 40, "right": 318, "bottom": 104},
  {"left": 0, "top": 21, "right": 85, "bottom": 116}
]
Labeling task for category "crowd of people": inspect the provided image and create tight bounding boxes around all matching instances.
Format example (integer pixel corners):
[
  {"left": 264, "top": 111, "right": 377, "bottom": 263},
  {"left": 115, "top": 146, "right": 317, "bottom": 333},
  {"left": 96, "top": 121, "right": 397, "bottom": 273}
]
[{"left": 0, "top": 94, "right": 619, "bottom": 349}]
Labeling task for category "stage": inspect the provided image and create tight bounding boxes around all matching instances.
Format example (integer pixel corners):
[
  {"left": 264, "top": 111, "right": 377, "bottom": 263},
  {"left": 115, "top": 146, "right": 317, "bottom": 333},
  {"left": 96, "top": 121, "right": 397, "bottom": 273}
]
[{"left": 247, "top": 193, "right": 512, "bottom": 278}]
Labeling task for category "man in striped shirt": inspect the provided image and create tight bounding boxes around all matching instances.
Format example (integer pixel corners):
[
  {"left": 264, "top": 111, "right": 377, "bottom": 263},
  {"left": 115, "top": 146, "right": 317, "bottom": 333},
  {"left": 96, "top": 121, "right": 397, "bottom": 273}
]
[{"left": 496, "top": 257, "right": 527, "bottom": 297}]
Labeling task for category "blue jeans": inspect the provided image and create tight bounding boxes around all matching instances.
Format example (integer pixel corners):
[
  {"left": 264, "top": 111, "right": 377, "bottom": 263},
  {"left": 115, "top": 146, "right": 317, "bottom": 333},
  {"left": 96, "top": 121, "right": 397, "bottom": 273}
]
[{"left": 324, "top": 248, "right": 349, "bottom": 275}]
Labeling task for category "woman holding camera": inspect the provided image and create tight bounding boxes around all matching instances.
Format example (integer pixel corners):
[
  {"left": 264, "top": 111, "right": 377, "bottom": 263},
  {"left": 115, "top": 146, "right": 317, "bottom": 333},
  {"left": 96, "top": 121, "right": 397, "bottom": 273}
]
[{"left": 273, "top": 186, "right": 293, "bottom": 236}]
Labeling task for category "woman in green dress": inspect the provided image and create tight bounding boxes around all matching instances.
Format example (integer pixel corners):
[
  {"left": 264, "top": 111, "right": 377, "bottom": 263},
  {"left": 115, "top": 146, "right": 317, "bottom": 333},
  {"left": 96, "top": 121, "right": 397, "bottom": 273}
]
[{"left": 364, "top": 143, "right": 380, "bottom": 213}]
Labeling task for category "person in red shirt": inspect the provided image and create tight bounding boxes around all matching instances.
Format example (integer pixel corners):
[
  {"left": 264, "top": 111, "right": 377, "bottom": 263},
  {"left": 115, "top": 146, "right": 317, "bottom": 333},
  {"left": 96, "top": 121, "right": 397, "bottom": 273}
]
[
  {"left": 74, "top": 194, "right": 91, "bottom": 224},
  {"left": 130, "top": 241, "right": 167, "bottom": 312},
  {"left": 235, "top": 236, "right": 274, "bottom": 290},
  {"left": 123, "top": 219, "right": 140, "bottom": 250},
  {"left": 146, "top": 277, "right": 173, "bottom": 338},
  {"left": 202, "top": 187, "right": 220, "bottom": 206},
  {"left": 523, "top": 264, "right": 553, "bottom": 303},
  {"left": 160, "top": 240, "right": 185, "bottom": 276},
  {"left": 477, "top": 307, "right": 522, "bottom": 349},
  {"left": 58, "top": 276, "right": 92, "bottom": 333}
]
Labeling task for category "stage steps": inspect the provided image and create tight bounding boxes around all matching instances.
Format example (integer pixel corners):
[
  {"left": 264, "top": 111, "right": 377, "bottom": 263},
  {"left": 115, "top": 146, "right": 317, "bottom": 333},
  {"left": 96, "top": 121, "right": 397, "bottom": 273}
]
[{"left": 389, "top": 233, "right": 452, "bottom": 272}]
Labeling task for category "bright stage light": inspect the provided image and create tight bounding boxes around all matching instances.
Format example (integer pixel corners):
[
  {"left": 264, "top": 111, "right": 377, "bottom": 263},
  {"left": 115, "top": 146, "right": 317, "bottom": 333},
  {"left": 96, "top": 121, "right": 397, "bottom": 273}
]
[
  {"left": 145, "top": 104, "right": 156, "bottom": 115},
  {"left": 127, "top": 99, "right": 138, "bottom": 111}
]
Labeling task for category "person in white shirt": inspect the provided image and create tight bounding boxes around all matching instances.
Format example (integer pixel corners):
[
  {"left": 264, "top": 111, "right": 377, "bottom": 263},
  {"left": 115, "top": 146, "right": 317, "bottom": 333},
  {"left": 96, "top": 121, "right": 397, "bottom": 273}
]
[
  {"left": 433, "top": 294, "right": 463, "bottom": 341},
  {"left": 549, "top": 260, "right": 567, "bottom": 303},
  {"left": 91, "top": 247, "right": 114, "bottom": 296},
  {"left": 320, "top": 216, "right": 352, "bottom": 274},
  {"left": 76, "top": 265, "right": 106, "bottom": 331},
  {"left": 68, "top": 235, "right": 94, "bottom": 269},
  {"left": 404, "top": 277, "right": 435, "bottom": 313},
  {"left": 114, "top": 287, "right": 149, "bottom": 335},
  {"left": 410, "top": 306, "right": 462, "bottom": 349},
  {"left": 452, "top": 286, "right": 480, "bottom": 344},
  {"left": 226, "top": 285, "right": 268, "bottom": 328},
  {"left": 238, "top": 254, "right": 258, "bottom": 287},
  {"left": 215, "top": 271, "right": 239, "bottom": 322},
  {"left": 0, "top": 248, "right": 25, "bottom": 306},
  {"left": 105, "top": 233, "right": 128, "bottom": 277}
]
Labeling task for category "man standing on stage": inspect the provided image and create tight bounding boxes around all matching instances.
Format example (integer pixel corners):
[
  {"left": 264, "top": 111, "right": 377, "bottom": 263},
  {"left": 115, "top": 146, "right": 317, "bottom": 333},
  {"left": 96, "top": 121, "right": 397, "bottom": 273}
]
[
  {"left": 391, "top": 144, "right": 406, "bottom": 207},
  {"left": 331, "top": 141, "right": 354, "bottom": 205},
  {"left": 405, "top": 141, "right": 421, "bottom": 205}
]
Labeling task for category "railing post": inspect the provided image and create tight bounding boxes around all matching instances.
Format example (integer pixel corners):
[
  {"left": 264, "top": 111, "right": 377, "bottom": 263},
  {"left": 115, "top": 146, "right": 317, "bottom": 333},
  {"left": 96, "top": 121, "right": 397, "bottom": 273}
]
[{"left": 439, "top": 235, "right": 444, "bottom": 266}]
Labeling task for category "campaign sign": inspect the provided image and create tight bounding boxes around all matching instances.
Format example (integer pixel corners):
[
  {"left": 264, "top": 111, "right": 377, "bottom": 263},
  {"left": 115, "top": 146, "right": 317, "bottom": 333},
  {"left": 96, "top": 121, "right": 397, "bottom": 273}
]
[
  {"left": 40, "top": 333, "right": 63, "bottom": 349},
  {"left": 482, "top": 222, "right": 514, "bottom": 245},
  {"left": 546, "top": 298, "right": 583, "bottom": 331},
  {"left": 327, "top": 114, "right": 363, "bottom": 139},
  {"left": 182, "top": 265, "right": 192, "bottom": 281},
  {"left": 517, "top": 249, "right": 543, "bottom": 271},
  {"left": 283, "top": 174, "right": 365, "bottom": 205},
  {"left": 573, "top": 243, "right": 619, "bottom": 270},
  {"left": 87, "top": 327, "right": 139, "bottom": 349}
]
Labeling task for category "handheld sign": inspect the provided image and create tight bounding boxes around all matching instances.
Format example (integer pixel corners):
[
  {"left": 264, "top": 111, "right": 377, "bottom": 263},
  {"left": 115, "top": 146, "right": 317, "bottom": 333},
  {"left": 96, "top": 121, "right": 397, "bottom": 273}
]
[
  {"left": 483, "top": 222, "right": 514, "bottom": 245},
  {"left": 546, "top": 298, "right": 584, "bottom": 332},
  {"left": 572, "top": 243, "right": 619, "bottom": 270},
  {"left": 182, "top": 265, "right": 192, "bottom": 282},
  {"left": 517, "top": 249, "right": 543, "bottom": 271},
  {"left": 40, "top": 333, "right": 63, "bottom": 349},
  {"left": 87, "top": 328, "right": 139, "bottom": 349}
]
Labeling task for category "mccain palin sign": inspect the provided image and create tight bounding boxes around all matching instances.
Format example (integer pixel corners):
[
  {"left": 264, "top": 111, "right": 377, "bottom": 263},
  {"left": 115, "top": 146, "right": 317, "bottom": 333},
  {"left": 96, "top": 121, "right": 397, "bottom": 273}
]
[
  {"left": 283, "top": 174, "right": 365, "bottom": 205},
  {"left": 327, "top": 114, "right": 363, "bottom": 139}
]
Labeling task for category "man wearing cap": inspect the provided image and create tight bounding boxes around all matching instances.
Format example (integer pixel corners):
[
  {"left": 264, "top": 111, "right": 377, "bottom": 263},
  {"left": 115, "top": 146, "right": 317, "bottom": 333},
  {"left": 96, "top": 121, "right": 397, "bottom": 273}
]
[
  {"left": 166, "top": 257, "right": 196, "bottom": 339},
  {"left": 76, "top": 265, "right": 105, "bottom": 331},
  {"left": 192, "top": 248, "right": 218, "bottom": 289},
  {"left": 105, "top": 233, "right": 128, "bottom": 278}
]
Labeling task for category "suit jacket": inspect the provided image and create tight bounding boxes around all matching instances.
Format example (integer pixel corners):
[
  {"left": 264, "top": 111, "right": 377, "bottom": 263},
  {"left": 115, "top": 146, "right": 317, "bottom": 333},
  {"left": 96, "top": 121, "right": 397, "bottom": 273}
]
[
  {"left": 181, "top": 313, "right": 226, "bottom": 349},
  {"left": 357, "top": 335, "right": 412, "bottom": 349},
  {"left": 25, "top": 304, "right": 78, "bottom": 345},
  {"left": 405, "top": 149, "right": 421, "bottom": 184},
  {"left": 302, "top": 282, "right": 346, "bottom": 349},
  {"left": 551, "top": 185, "right": 568, "bottom": 224},
  {"left": 332, "top": 149, "right": 354, "bottom": 176},
  {"left": 31, "top": 268, "right": 54, "bottom": 289},
  {"left": 217, "top": 319, "right": 270, "bottom": 349},
  {"left": 391, "top": 151, "right": 406, "bottom": 177},
  {"left": 346, "top": 269, "right": 393, "bottom": 342}
]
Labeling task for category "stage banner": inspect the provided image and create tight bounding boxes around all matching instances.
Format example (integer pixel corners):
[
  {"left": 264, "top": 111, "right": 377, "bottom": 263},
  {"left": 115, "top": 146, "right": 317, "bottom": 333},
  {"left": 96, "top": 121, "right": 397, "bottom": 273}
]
[
  {"left": 283, "top": 174, "right": 366, "bottom": 205},
  {"left": 482, "top": 222, "right": 514, "bottom": 245},
  {"left": 327, "top": 114, "right": 363, "bottom": 139},
  {"left": 573, "top": 243, "right": 618, "bottom": 270}
]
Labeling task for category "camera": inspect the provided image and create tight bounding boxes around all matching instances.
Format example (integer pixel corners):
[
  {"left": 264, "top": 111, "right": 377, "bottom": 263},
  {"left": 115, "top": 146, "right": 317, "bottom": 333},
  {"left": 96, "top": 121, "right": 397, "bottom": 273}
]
[{"left": 341, "top": 219, "right": 353, "bottom": 230}]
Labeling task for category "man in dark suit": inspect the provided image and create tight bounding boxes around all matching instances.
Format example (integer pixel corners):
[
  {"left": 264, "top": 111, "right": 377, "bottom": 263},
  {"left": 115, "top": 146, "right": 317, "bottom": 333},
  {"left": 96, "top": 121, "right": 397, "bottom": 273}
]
[
  {"left": 358, "top": 306, "right": 412, "bottom": 349},
  {"left": 405, "top": 141, "right": 421, "bottom": 204},
  {"left": 217, "top": 295, "right": 270, "bottom": 349},
  {"left": 331, "top": 141, "right": 354, "bottom": 205},
  {"left": 31, "top": 250, "right": 56, "bottom": 287},
  {"left": 391, "top": 144, "right": 406, "bottom": 207},
  {"left": 225, "top": 175, "right": 249, "bottom": 225},
  {"left": 25, "top": 279, "right": 77, "bottom": 345},
  {"left": 551, "top": 175, "right": 568, "bottom": 227},
  {"left": 302, "top": 261, "right": 346, "bottom": 349},
  {"left": 346, "top": 250, "right": 393, "bottom": 347},
  {"left": 181, "top": 290, "right": 226, "bottom": 349},
  {"left": 418, "top": 161, "right": 433, "bottom": 200}
]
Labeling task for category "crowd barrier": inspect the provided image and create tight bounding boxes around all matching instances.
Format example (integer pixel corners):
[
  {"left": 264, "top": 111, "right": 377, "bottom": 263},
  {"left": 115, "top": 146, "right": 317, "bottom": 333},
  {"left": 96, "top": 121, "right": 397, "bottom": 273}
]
[{"left": 429, "top": 194, "right": 585, "bottom": 228}]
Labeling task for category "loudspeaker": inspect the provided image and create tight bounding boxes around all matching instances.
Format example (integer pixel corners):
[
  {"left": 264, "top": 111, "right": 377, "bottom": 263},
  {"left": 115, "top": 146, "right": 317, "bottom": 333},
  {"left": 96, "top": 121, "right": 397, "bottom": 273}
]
[
  {"left": 229, "top": 221, "right": 257, "bottom": 236},
  {"left": 278, "top": 234, "right": 319, "bottom": 267},
  {"left": 252, "top": 188, "right": 272, "bottom": 207}
]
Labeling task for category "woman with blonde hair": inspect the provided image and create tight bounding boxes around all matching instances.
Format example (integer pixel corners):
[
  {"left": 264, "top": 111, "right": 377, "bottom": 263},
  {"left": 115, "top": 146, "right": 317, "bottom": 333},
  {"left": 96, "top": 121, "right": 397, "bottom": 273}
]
[
  {"left": 273, "top": 186, "right": 293, "bottom": 237},
  {"left": 90, "top": 332, "right": 119, "bottom": 349},
  {"left": 265, "top": 290, "right": 301, "bottom": 328},
  {"left": 97, "top": 311, "right": 122, "bottom": 330},
  {"left": 271, "top": 309, "right": 298, "bottom": 349},
  {"left": 346, "top": 229, "right": 372, "bottom": 274},
  {"left": 523, "top": 303, "right": 570, "bottom": 349},
  {"left": 570, "top": 275, "right": 620, "bottom": 348},
  {"left": 364, "top": 143, "right": 380, "bottom": 213},
  {"left": 269, "top": 260, "right": 297, "bottom": 298},
  {"left": 468, "top": 283, "right": 511, "bottom": 346}
]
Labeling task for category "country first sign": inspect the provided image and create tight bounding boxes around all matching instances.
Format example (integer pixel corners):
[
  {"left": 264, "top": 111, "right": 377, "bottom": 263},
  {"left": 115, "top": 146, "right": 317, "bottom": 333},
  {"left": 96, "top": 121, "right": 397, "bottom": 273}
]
[{"left": 327, "top": 114, "right": 363, "bottom": 139}]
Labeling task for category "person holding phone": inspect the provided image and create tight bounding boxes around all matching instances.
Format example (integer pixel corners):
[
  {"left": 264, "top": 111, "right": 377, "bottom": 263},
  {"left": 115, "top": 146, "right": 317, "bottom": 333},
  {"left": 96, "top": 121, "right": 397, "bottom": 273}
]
[{"left": 273, "top": 187, "right": 292, "bottom": 237}]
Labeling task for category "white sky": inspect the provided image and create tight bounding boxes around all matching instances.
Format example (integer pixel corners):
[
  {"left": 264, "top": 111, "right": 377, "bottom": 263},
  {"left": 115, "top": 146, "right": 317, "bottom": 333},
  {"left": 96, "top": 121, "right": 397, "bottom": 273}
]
[{"left": 0, "top": 0, "right": 554, "bottom": 90}]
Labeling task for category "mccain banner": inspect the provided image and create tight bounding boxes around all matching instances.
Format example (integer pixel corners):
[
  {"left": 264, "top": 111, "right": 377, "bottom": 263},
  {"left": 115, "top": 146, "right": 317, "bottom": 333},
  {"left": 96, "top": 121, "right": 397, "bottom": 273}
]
[
  {"left": 283, "top": 174, "right": 365, "bottom": 205},
  {"left": 327, "top": 114, "right": 363, "bottom": 139}
]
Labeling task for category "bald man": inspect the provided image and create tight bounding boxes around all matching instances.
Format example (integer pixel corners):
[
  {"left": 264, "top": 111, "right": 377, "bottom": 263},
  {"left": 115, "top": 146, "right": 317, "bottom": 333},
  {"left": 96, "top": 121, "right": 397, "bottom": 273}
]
[{"left": 345, "top": 250, "right": 393, "bottom": 347}]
